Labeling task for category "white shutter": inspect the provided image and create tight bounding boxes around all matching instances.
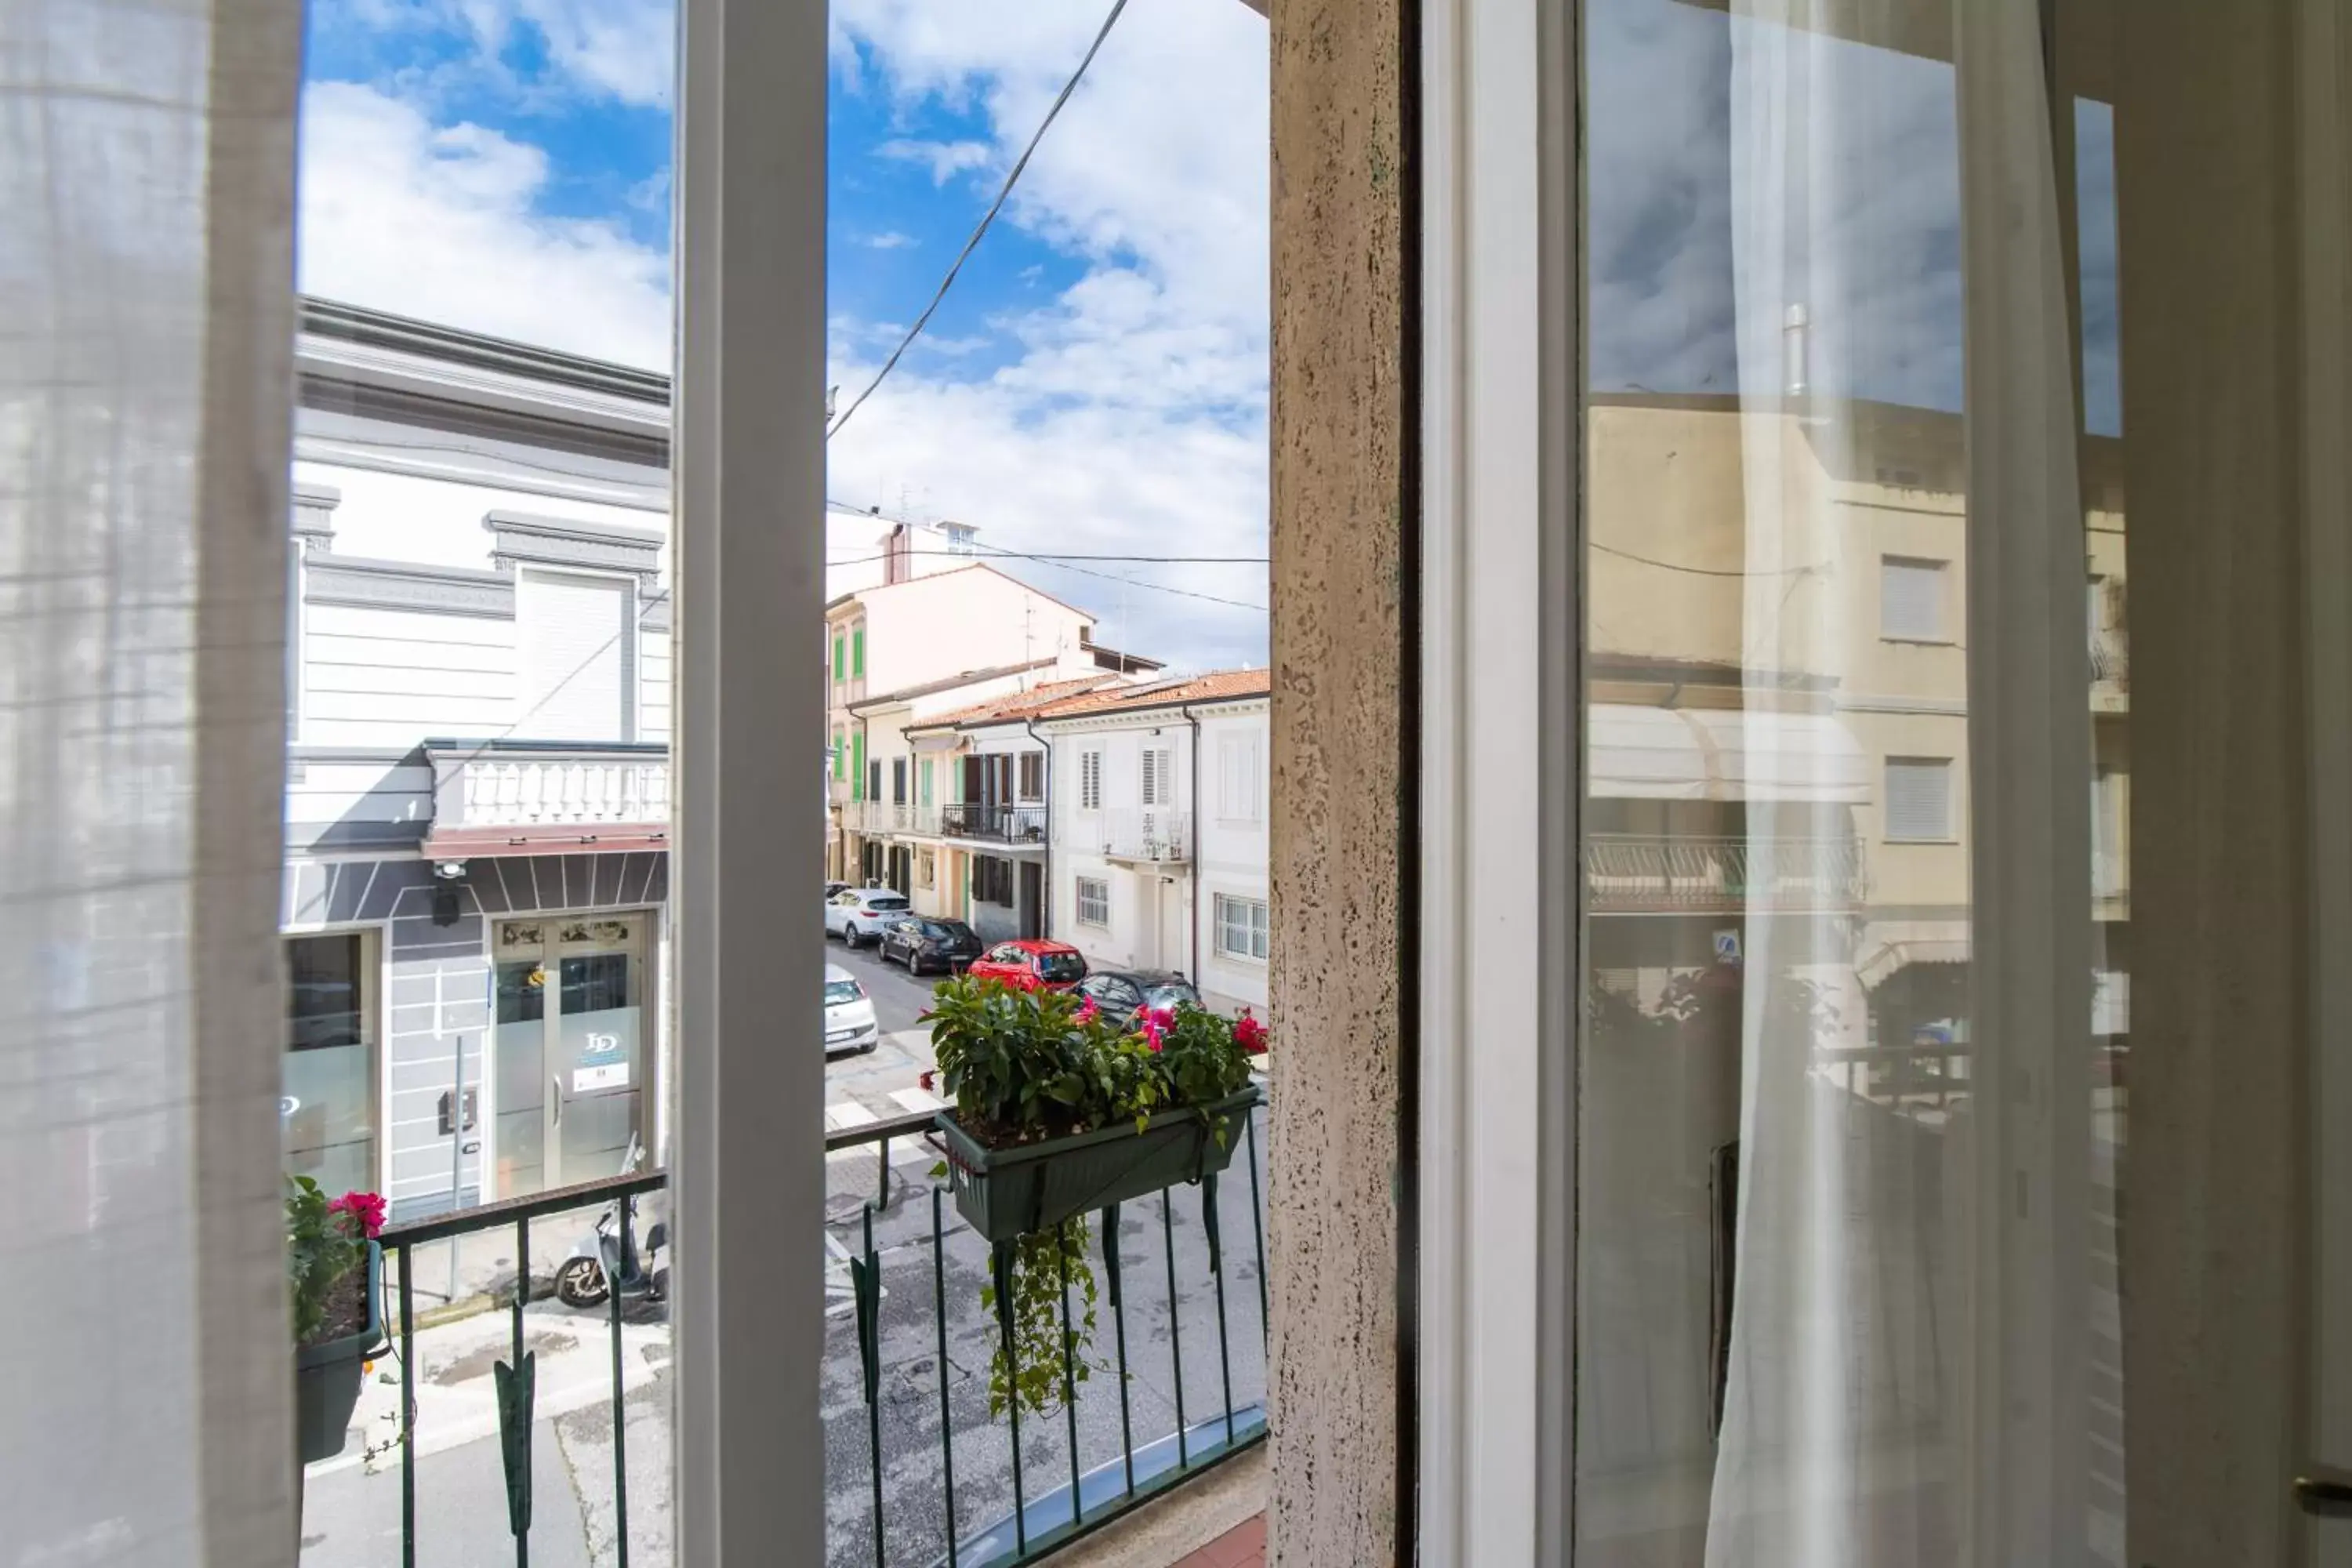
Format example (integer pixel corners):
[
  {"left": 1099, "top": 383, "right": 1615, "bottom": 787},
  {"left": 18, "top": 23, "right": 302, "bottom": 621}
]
[
  {"left": 517, "top": 570, "right": 632, "bottom": 739},
  {"left": 1142, "top": 746, "right": 1173, "bottom": 806},
  {"left": 1218, "top": 735, "right": 1261, "bottom": 822},
  {"left": 1879, "top": 557, "right": 1946, "bottom": 641},
  {"left": 1080, "top": 750, "right": 1102, "bottom": 811},
  {"left": 1883, "top": 757, "right": 1953, "bottom": 841}
]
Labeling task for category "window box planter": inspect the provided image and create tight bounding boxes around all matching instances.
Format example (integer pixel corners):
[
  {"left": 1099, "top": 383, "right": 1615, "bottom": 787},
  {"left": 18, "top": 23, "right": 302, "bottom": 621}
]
[
  {"left": 295, "top": 1240, "right": 385, "bottom": 1463},
  {"left": 937, "top": 1087, "right": 1261, "bottom": 1243}
]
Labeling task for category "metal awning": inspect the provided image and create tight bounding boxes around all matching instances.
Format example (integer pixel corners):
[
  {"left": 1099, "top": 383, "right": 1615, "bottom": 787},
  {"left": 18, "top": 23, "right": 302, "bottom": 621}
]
[{"left": 1588, "top": 704, "right": 1870, "bottom": 803}]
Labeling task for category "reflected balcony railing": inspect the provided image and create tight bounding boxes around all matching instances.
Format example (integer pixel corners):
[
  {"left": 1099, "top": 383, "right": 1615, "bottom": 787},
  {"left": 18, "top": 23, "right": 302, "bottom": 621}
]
[
  {"left": 1584, "top": 833, "right": 1866, "bottom": 913},
  {"left": 337, "top": 1104, "right": 1270, "bottom": 1567},
  {"left": 942, "top": 802, "right": 1050, "bottom": 848}
]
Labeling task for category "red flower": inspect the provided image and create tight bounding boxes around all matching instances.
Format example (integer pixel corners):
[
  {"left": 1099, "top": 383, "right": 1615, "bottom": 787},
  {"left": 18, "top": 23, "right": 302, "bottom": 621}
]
[
  {"left": 920, "top": 1069, "right": 936, "bottom": 1092},
  {"left": 329, "top": 1190, "right": 386, "bottom": 1240},
  {"left": 1142, "top": 1010, "right": 1170, "bottom": 1053},
  {"left": 1233, "top": 1011, "right": 1269, "bottom": 1056},
  {"left": 1076, "top": 996, "right": 1101, "bottom": 1024}
]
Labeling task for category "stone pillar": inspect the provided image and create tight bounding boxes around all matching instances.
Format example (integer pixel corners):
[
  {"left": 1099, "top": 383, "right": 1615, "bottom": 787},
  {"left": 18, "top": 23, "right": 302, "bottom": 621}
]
[{"left": 1267, "top": 0, "right": 1411, "bottom": 1561}]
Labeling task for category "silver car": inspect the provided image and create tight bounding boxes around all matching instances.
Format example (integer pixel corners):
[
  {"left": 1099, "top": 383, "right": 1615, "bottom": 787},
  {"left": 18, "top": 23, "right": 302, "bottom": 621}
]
[{"left": 823, "top": 964, "right": 879, "bottom": 1054}]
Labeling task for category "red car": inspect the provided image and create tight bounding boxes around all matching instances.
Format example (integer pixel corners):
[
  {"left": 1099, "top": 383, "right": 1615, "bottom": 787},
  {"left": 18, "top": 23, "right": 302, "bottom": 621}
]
[{"left": 967, "top": 938, "right": 1088, "bottom": 992}]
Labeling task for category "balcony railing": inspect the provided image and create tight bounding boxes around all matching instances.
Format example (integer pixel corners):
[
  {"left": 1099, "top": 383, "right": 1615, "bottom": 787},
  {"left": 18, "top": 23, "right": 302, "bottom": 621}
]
[
  {"left": 942, "top": 802, "right": 1050, "bottom": 848},
  {"left": 849, "top": 800, "right": 942, "bottom": 837},
  {"left": 1584, "top": 833, "right": 1866, "bottom": 913},
  {"left": 1096, "top": 808, "right": 1190, "bottom": 865},
  {"left": 323, "top": 1104, "right": 1269, "bottom": 1568},
  {"left": 426, "top": 740, "right": 670, "bottom": 833}
]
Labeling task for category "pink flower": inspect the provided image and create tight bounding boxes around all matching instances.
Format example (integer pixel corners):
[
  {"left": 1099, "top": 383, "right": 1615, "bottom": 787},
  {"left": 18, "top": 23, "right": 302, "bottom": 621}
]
[
  {"left": 1142, "top": 1011, "right": 1169, "bottom": 1054},
  {"left": 1076, "top": 997, "right": 1101, "bottom": 1024},
  {"left": 329, "top": 1190, "right": 386, "bottom": 1240},
  {"left": 1233, "top": 1011, "right": 1269, "bottom": 1056}
]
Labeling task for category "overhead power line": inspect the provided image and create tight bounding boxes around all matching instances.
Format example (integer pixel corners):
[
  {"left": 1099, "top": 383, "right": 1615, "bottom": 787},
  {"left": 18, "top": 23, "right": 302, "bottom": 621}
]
[{"left": 824, "top": 0, "right": 1133, "bottom": 442}]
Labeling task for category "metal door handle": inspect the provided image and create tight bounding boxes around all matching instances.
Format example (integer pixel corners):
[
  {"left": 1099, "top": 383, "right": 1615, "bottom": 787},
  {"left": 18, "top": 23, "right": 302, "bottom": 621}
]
[
  {"left": 551, "top": 1076, "right": 563, "bottom": 1127},
  {"left": 2296, "top": 1468, "right": 2352, "bottom": 1517}
]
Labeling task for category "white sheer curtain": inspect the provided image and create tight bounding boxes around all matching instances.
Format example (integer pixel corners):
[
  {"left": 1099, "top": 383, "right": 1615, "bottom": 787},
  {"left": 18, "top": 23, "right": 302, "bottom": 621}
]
[
  {"left": 2, "top": 1, "right": 303, "bottom": 1561},
  {"left": 1704, "top": 1, "right": 2097, "bottom": 1565}
]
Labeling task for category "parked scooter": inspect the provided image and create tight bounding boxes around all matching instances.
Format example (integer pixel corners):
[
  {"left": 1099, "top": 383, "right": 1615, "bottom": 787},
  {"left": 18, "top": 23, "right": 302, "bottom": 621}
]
[{"left": 552, "top": 1136, "right": 669, "bottom": 1309}]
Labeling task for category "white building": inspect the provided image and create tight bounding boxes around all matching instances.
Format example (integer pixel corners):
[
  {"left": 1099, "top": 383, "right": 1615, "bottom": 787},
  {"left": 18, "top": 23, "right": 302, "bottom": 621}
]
[
  {"left": 1040, "top": 670, "right": 1272, "bottom": 1014},
  {"left": 283, "top": 298, "right": 677, "bottom": 1221}
]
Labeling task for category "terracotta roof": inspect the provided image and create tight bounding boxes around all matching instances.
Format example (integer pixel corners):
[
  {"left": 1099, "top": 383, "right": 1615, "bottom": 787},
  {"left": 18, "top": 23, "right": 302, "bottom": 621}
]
[
  {"left": 1035, "top": 667, "right": 1272, "bottom": 722},
  {"left": 905, "top": 674, "right": 1130, "bottom": 731}
]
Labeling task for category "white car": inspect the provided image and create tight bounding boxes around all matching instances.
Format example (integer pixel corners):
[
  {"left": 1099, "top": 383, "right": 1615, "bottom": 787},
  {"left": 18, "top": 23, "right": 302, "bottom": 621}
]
[
  {"left": 826, "top": 887, "right": 912, "bottom": 946},
  {"left": 823, "top": 964, "right": 879, "bottom": 1054}
]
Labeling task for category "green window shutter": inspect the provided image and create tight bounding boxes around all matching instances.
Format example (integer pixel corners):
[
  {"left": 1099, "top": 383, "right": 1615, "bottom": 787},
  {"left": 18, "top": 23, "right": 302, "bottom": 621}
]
[
  {"left": 833, "top": 636, "right": 844, "bottom": 681},
  {"left": 833, "top": 731, "right": 846, "bottom": 779},
  {"left": 852, "top": 731, "right": 866, "bottom": 799},
  {"left": 852, "top": 626, "right": 866, "bottom": 679},
  {"left": 920, "top": 760, "right": 934, "bottom": 808}
]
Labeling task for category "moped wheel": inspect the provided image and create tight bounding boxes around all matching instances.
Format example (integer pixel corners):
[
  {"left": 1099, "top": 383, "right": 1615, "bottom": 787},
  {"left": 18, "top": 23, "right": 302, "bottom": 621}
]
[{"left": 554, "top": 1255, "right": 610, "bottom": 1308}]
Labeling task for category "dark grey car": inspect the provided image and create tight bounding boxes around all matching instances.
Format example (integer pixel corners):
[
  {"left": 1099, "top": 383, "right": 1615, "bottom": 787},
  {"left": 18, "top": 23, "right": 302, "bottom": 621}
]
[{"left": 877, "top": 916, "right": 985, "bottom": 976}]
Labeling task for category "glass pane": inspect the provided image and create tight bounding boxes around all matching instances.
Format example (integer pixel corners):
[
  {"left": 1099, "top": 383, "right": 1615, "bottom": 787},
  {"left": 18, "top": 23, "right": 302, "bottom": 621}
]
[
  {"left": 282, "top": 933, "right": 374, "bottom": 1194},
  {"left": 492, "top": 958, "right": 547, "bottom": 1200},
  {"left": 557, "top": 951, "right": 644, "bottom": 1178},
  {"left": 1577, "top": 0, "right": 2122, "bottom": 1561}
]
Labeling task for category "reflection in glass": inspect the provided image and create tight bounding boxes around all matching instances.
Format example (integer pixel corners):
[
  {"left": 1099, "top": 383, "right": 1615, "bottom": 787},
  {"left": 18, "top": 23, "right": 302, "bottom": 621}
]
[
  {"left": 282, "top": 932, "right": 376, "bottom": 1195},
  {"left": 1577, "top": 1, "right": 2123, "bottom": 1563}
]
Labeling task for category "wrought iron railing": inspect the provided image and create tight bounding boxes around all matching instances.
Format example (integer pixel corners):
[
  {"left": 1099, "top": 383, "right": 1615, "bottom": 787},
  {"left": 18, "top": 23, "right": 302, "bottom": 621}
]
[
  {"left": 340, "top": 1103, "right": 1268, "bottom": 1567},
  {"left": 1584, "top": 833, "right": 1866, "bottom": 913},
  {"left": 941, "top": 802, "right": 1049, "bottom": 847}
]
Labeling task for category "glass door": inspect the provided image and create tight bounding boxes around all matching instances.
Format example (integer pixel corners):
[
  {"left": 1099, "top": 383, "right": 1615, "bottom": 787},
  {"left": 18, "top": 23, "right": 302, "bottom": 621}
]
[{"left": 492, "top": 911, "right": 650, "bottom": 1199}]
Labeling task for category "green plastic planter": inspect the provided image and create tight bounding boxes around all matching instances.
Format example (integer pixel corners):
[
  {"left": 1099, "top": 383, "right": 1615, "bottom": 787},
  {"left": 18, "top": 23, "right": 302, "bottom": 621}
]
[
  {"left": 937, "top": 1088, "right": 1261, "bottom": 1243},
  {"left": 295, "top": 1241, "right": 386, "bottom": 1464}
]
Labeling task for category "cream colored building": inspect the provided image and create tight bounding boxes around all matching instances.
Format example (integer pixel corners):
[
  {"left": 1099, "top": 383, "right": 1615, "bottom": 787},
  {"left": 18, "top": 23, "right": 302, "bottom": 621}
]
[{"left": 1584, "top": 393, "right": 2130, "bottom": 1052}]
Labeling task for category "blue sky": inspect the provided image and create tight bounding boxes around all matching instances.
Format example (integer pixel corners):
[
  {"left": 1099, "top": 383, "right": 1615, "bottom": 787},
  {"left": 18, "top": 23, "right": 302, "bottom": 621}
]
[{"left": 296, "top": 0, "right": 1275, "bottom": 670}]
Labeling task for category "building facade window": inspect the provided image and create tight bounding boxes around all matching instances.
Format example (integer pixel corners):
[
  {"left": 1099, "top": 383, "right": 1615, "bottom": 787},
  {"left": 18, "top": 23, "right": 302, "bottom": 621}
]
[
  {"left": 1884, "top": 757, "right": 1955, "bottom": 841},
  {"left": 852, "top": 731, "right": 866, "bottom": 799},
  {"left": 1142, "top": 746, "right": 1174, "bottom": 807},
  {"left": 1080, "top": 749, "right": 1103, "bottom": 810},
  {"left": 868, "top": 760, "right": 883, "bottom": 803},
  {"left": 851, "top": 624, "right": 866, "bottom": 679},
  {"left": 833, "top": 633, "right": 845, "bottom": 683},
  {"left": 833, "top": 729, "right": 847, "bottom": 780},
  {"left": 1076, "top": 876, "right": 1110, "bottom": 927},
  {"left": 920, "top": 758, "right": 935, "bottom": 808},
  {"left": 917, "top": 849, "right": 935, "bottom": 889},
  {"left": 1879, "top": 557, "right": 1949, "bottom": 642},
  {"left": 282, "top": 931, "right": 378, "bottom": 1196},
  {"left": 891, "top": 758, "right": 907, "bottom": 804},
  {"left": 1214, "top": 894, "right": 1270, "bottom": 962},
  {"left": 1218, "top": 734, "right": 1263, "bottom": 822},
  {"left": 1018, "top": 751, "right": 1044, "bottom": 801},
  {"left": 516, "top": 568, "right": 634, "bottom": 740}
]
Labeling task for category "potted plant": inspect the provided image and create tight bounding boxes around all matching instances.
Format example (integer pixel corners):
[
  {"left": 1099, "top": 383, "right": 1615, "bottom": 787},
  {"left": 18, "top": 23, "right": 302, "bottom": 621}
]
[
  {"left": 289, "top": 1177, "right": 387, "bottom": 1465},
  {"left": 926, "top": 976, "right": 1267, "bottom": 1416},
  {"left": 928, "top": 978, "right": 1265, "bottom": 1243}
]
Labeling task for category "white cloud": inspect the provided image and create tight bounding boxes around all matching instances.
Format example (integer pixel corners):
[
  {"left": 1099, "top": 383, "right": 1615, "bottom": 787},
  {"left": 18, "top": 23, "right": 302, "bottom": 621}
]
[
  {"left": 296, "top": 82, "right": 673, "bottom": 368},
  {"left": 296, "top": 0, "right": 1273, "bottom": 666},
  {"left": 876, "top": 138, "right": 995, "bottom": 185},
  {"left": 863, "top": 230, "right": 917, "bottom": 249}
]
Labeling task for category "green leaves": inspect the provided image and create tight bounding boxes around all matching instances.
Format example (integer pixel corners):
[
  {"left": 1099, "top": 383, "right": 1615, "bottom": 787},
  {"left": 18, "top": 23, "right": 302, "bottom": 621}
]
[
  {"left": 985, "top": 1221, "right": 1100, "bottom": 1420},
  {"left": 285, "top": 1173, "right": 364, "bottom": 1346}
]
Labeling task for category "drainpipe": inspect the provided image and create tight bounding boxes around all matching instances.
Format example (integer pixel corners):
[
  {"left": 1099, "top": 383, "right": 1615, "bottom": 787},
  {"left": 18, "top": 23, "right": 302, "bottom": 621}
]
[
  {"left": 1180, "top": 703, "right": 1201, "bottom": 984},
  {"left": 1023, "top": 716, "right": 1053, "bottom": 939}
]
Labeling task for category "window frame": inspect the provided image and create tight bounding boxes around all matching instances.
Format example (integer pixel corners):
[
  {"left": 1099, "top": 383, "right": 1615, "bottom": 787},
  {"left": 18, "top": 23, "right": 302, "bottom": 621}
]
[
  {"left": 1878, "top": 554, "right": 1953, "bottom": 643},
  {"left": 1212, "top": 892, "right": 1271, "bottom": 964},
  {"left": 1883, "top": 754, "right": 1958, "bottom": 843},
  {"left": 1080, "top": 748, "right": 1104, "bottom": 811},
  {"left": 1075, "top": 874, "right": 1111, "bottom": 927}
]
